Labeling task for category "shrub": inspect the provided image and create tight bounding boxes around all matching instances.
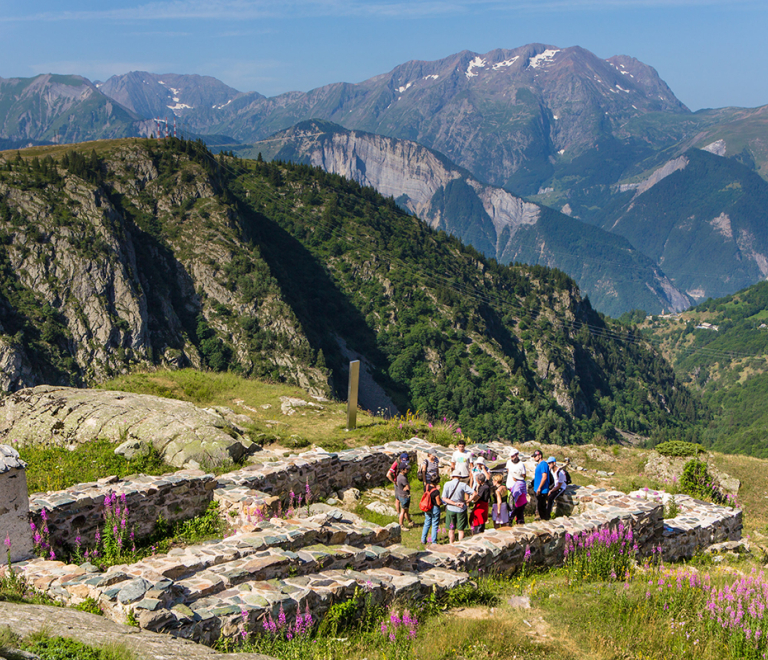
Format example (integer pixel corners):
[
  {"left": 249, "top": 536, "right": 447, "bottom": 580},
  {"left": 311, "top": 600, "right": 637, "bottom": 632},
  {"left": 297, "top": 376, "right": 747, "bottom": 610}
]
[
  {"left": 654, "top": 440, "right": 705, "bottom": 457},
  {"left": 679, "top": 458, "right": 730, "bottom": 505}
]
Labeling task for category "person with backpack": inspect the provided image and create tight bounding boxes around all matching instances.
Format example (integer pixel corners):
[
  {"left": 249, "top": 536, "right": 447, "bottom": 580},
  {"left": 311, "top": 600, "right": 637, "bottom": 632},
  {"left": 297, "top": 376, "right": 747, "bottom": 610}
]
[
  {"left": 441, "top": 470, "right": 475, "bottom": 543},
  {"left": 417, "top": 449, "right": 441, "bottom": 486},
  {"left": 546, "top": 457, "right": 570, "bottom": 518},
  {"left": 533, "top": 452, "right": 554, "bottom": 521},
  {"left": 505, "top": 448, "right": 527, "bottom": 524},
  {"left": 420, "top": 474, "right": 442, "bottom": 545},
  {"left": 470, "top": 472, "right": 491, "bottom": 534}
]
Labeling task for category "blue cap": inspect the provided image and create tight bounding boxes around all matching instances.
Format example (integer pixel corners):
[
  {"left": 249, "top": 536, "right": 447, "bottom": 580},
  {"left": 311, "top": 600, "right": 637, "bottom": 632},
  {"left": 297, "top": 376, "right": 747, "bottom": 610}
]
[
  {"left": 400, "top": 452, "right": 409, "bottom": 460},
  {"left": 546, "top": 456, "right": 557, "bottom": 463}
]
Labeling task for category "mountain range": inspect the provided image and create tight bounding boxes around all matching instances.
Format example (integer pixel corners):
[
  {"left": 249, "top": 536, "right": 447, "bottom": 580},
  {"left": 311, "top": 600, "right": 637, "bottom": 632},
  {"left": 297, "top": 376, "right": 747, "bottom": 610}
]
[
  {"left": 0, "top": 138, "right": 700, "bottom": 443},
  {"left": 2, "top": 43, "right": 767, "bottom": 315},
  {"left": 242, "top": 119, "right": 690, "bottom": 317}
]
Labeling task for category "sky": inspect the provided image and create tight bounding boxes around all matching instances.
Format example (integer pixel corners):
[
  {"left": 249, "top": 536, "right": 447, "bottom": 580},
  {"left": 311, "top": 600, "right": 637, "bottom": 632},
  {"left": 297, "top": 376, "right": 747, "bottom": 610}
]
[{"left": 1, "top": 0, "right": 766, "bottom": 111}]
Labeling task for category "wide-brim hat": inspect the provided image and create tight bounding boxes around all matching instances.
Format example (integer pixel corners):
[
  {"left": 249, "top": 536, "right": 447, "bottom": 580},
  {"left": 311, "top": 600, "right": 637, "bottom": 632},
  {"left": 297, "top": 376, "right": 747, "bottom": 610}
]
[
  {"left": 475, "top": 456, "right": 486, "bottom": 465},
  {"left": 509, "top": 448, "right": 520, "bottom": 457}
]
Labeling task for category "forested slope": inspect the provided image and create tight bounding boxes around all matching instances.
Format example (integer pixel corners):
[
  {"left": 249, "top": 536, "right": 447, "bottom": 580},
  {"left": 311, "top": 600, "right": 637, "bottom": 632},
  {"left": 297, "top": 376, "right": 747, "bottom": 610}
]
[
  {"left": 639, "top": 281, "right": 768, "bottom": 456},
  {"left": 0, "top": 138, "right": 699, "bottom": 443}
]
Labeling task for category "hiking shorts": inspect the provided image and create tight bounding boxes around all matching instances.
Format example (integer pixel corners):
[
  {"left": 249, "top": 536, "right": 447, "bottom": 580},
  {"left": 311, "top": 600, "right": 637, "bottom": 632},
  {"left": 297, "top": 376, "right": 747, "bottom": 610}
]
[
  {"left": 397, "top": 495, "right": 411, "bottom": 509},
  {"left": 445, "top": 509, "right": 469, "bottom": 531}
]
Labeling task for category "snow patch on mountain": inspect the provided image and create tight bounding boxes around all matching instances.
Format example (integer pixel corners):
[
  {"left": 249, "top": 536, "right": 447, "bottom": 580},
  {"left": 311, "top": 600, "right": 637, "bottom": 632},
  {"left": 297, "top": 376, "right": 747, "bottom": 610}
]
[
  {"left": 167, "top": 102, "right": 192, "bottom": 111},
  {"left": 528, "top": 49, "right": 560, "bottom": 69},
  {"left": 466, "top": 57, "right": 486, "bottom": 78},
  {"left": 492, "top": 56, "right": 519, "bottom": 70},
  {"left": 424, "top": 74, "right": 439, "bottom": 80},
  {"left": 396, "top": 82, "right": 413, "bottom": 93}
]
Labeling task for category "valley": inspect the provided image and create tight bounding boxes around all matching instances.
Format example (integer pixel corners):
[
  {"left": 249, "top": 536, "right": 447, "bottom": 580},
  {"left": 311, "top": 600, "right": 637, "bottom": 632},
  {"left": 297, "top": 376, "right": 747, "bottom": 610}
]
[
  {"left": 3, "top": 44, "right": 768, "bottom": 316},
  {"left": 1, "top": 32, "right": 768, "bottom": 660}
]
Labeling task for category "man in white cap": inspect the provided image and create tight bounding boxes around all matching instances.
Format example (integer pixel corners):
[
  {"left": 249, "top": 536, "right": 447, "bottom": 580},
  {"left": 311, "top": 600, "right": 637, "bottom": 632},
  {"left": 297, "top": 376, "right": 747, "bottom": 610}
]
[
  {"left": 470, "top": 455, "right": 490, "bottom": 489},
  {"left": 441, "top": 470, "right": 476, "bottom": 543},
  {"left": 505, "top": 448, "right": 527, "bottom": 524}
]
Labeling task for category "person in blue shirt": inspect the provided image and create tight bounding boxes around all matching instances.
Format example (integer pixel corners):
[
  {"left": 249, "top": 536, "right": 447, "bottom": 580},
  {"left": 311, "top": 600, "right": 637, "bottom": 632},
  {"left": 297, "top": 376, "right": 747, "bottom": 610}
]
[{"left": 533, "top": 450, "right": 552, "bottom": 521}]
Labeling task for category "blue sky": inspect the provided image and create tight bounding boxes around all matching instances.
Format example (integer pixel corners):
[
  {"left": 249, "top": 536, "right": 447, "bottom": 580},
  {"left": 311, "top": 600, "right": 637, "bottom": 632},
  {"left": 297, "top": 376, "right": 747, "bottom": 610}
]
[{"left": 1, "top": 0, "right": 766, "bottom": 111}]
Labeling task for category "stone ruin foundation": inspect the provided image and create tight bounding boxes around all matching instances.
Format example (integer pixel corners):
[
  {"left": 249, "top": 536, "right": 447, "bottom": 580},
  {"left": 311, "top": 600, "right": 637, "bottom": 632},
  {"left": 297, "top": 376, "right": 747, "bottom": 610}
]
[
  {"left": 0, "top": 438, "right": 743, "bottom": 645},
  {"left": 0, "top": 444, "right": 34, "bottom": 564}
]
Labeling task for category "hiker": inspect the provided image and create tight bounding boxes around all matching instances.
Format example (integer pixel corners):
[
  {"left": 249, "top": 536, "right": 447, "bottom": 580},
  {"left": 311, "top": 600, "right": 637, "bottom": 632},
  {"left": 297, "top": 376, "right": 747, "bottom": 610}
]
[
  {"left": 505, "top": 448, "right": 527, "bottom": 524},
  {"left": 387, "top": 452, "right": 409, "bottom": 516},
  {"left": 470, "top": 455, "right": 490, "bottom": 488},
  {"left": 395, "top": 464, "right": 413, "bottom": 529},
  {"left": 533, "top": 451, "right": 553, "bottom": 521},
  {"left": 418, "top": 448, "right": 441, "bottom": 486},
  {"left": 491, "top": 474, "right": 510, "bottom": 527},
  {"left": 470, "top": 472, "right": 491, "bottom": 534},
  {"left": 546, "top": 457, "right": 570, "bottom": 518},
  {"left": 450, "top": 439, "right": 472, "bottom": 480},
  {"left": 441, "top": 470, "right": 475, "bottom": 543},
  {"left": 420, "top": 474, "right": 442, "bottom": 544}
]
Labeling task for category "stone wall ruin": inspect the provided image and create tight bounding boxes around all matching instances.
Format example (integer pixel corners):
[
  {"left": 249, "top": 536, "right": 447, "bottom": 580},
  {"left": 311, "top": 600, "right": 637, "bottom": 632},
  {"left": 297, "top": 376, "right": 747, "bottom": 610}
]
[{"left": 1, "top": 437, "right": 743, "bottom": 644}]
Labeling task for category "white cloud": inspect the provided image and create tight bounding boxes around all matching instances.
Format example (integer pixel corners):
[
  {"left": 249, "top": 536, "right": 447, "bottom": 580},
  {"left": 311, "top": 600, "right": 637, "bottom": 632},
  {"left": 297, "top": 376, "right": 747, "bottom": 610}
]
[
  {"left": 1, "top": 0, "right": 469, "bottom": 22},
  {"left": 1, "top": 0, "right": 761, "bottom": 22}
]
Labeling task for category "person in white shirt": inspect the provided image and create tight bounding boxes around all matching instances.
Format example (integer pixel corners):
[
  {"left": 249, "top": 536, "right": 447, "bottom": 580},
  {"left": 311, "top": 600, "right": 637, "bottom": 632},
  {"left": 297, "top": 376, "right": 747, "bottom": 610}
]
[
  {"left": 450, "top": 439, "right": 472, "bottom": 479},
  {"left": 505, "top": 448, "right": 526, "bottom": 489},
  {"left": 505, "top": 448, "right": 528, "bottom": 524}
]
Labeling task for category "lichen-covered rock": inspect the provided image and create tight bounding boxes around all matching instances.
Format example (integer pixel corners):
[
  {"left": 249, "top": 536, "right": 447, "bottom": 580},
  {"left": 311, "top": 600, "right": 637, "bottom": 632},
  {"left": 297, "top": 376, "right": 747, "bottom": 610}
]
[{"left": 0, "top": 385, "right": 253, "bottom": 467}]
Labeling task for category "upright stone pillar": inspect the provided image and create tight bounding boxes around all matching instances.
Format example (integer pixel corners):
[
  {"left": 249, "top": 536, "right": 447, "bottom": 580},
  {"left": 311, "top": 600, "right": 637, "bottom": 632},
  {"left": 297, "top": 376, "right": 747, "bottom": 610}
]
[{"left": 0, "top": 444, "right": 34, "bottom": 564}]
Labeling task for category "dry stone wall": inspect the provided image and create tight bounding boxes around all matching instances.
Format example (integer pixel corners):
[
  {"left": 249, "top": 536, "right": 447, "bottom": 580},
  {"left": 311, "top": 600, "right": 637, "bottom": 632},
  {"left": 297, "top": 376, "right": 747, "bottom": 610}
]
[
  {"left": 1, "top": 437, "right": 743, "bottom": 646},
  {"left": 29, "top": 471, "right": 217, "bottom": 549}
]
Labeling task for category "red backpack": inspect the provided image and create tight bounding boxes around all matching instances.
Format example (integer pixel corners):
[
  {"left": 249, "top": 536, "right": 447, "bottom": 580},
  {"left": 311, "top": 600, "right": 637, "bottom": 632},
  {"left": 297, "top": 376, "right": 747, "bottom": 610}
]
[{"left": 420, "top": 484, "right": 437, "bottom": 512}]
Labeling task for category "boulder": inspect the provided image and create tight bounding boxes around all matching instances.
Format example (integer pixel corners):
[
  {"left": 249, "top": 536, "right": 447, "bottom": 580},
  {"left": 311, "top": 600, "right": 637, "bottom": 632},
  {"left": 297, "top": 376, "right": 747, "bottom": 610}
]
[
  {"left": 0, "top": 385, "right": 254, "bottom": 468},
  {"left": 366, "top": 501, "right": 398, "bottom": 517},
  {"left": 341, "top": 487, "right": 361, "bottom": 507}
]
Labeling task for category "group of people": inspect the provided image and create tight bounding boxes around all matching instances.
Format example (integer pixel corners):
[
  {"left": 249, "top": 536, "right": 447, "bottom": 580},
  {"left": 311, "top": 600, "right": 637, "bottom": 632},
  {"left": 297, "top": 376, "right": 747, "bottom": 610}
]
[{"left": 387, "top": 441, "right": 570, "bottom": 545}]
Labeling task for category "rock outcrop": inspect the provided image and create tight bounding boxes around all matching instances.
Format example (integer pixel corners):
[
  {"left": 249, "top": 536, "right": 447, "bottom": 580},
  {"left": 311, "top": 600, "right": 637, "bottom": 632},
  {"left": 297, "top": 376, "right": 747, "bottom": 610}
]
[
  {"left": 0, "top": 385, "right": 254, "bottom": 467},
  {"left": 643, "top": 450, "right": 740, "bottom": 496},
  {"left": 252, "top": 120, "right": 690, "bottom": 317},
  {"left": 0, "top": 141, "right": 327, "bottom": 394}
]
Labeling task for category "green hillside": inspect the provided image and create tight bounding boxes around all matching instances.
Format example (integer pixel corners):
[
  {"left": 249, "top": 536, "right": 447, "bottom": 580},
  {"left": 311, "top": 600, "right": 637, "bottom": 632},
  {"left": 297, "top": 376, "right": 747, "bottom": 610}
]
[
  {"left": 236, "top": 120, "right": 690, "bottom": 318},
  {"left": 607, "top": 149, "right": 768, "bottom": 300},
  {"left": 638, "top": 281, "right": 768, "bottom": 456},
  {"left": 0, "top": 138, "right": 700, "bottom": 445}
]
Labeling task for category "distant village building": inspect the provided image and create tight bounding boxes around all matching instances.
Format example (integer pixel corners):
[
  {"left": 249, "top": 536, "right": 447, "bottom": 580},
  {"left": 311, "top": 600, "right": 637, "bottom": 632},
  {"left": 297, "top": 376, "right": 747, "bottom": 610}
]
[{"left": 695, "top": 322, "right": 719, "bottom": 331}]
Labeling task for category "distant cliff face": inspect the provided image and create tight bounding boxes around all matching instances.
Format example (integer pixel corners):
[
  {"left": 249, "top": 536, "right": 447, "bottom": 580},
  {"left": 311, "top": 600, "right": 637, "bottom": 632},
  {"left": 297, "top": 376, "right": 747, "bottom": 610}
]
[
  {"left": 0, "top": 141, "right": 326, "bottom": 393},
  {"left": 248, "top": 121, "right": 690, "bottom": 317}
]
